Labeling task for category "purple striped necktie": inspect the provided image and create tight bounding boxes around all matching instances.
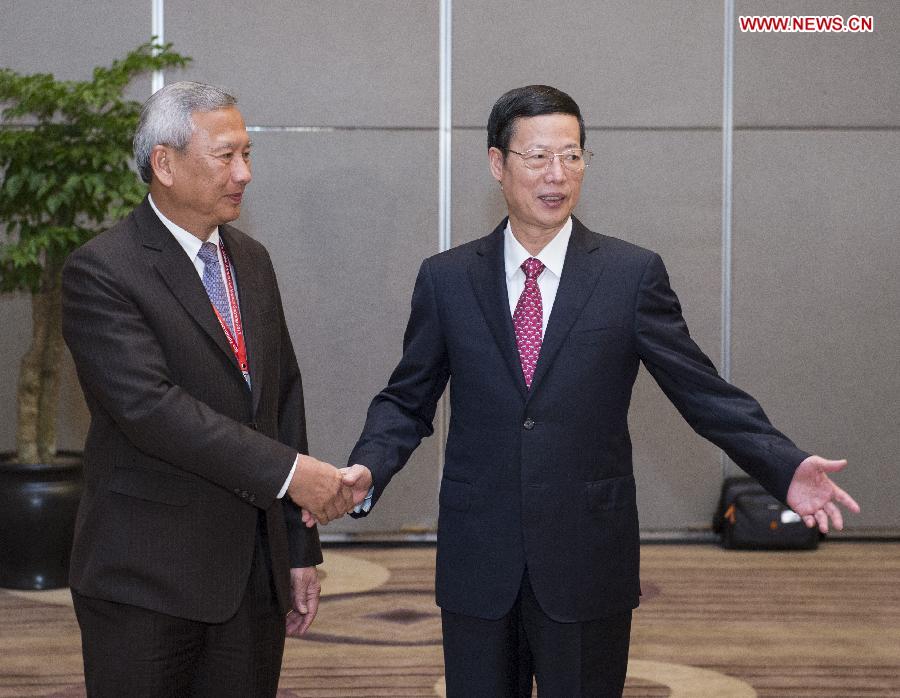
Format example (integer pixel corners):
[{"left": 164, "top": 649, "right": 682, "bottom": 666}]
[{"left": 197, "top": 241, "right": 235, "bottom": 336}]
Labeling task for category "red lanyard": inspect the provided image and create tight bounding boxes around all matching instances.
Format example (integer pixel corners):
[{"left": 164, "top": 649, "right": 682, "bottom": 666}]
[{"left": 211, "top": 245, "right": 250, "bottom": 385}]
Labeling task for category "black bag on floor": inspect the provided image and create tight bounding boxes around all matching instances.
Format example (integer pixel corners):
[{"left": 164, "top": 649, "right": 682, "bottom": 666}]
[{"left": 713, "top": 477, "right": 819, "bottom": 550}]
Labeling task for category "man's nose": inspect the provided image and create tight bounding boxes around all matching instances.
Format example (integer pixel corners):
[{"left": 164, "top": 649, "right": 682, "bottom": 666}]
[
  {"left": 544, "top": 154, "right": 566, "bottom": 181},
  {"left": 233, "top": 157, "right": 252, "bottom": 184}
]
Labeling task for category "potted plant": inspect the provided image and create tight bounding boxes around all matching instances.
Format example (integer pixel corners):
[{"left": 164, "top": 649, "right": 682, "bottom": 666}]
[{"left": 0, "top": 41, "right": 189, "bottom": 589}]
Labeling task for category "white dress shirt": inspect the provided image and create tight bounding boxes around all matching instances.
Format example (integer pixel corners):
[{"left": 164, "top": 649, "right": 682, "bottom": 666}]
[
  {"left": 147, "top": 195, "right": 297, "bottom": 500},
  {"left": 148, "top": 194, "right": 235, "bottom": 298},
  {"left": 504, "top": 216, "right": 572, "bottom": 335}
]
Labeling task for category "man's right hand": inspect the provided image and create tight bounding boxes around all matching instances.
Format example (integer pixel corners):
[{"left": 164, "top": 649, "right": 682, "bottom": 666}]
[
  {"left": 287, "top": 454, "right": 354, "bottom": 524},
  {"left": 301, "top": 464, "right": 373, "bottom": 528}
]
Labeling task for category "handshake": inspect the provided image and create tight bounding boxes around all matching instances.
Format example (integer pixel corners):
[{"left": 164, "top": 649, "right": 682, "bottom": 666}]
[{"left": 286, "top": 455, "right": 372, "bottom": 527}]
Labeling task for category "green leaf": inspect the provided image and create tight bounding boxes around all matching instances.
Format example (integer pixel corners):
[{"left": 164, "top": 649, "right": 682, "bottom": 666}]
[{"left": 3, "top": 173, "right": 23, "bottom": 198}]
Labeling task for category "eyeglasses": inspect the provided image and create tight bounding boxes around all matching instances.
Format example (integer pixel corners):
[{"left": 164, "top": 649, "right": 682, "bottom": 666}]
[{"left": 506, "top": 148, "right": 593, "bottom": 173}]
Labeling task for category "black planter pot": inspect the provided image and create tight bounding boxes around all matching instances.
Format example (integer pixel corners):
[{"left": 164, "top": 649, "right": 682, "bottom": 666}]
[{"left": 0, "top": 452, "right": 83, "bottom": 590}]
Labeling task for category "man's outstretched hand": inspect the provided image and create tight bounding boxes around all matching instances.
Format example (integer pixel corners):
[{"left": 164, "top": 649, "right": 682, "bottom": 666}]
[{"left": 786, "top": 456, "right": 860, "bottom": 533}]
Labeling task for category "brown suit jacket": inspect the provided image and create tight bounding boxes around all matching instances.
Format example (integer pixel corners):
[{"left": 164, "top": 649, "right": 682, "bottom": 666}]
[{"left": 62, "top": 196, "right": 320, "bottom": 622}]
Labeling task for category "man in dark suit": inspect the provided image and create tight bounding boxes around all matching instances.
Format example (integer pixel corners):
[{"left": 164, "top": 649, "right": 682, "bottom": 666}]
[
  {"left": 330, "top": 85, "right": 860, "bottom": 696},
  {"left": 61, "top": 81, "right": 359, "bottom": 697}
]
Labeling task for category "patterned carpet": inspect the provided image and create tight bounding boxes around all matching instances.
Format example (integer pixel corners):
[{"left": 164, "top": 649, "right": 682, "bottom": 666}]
[{"left": 1, "top": 543, "right": 898, "bottom": 697}]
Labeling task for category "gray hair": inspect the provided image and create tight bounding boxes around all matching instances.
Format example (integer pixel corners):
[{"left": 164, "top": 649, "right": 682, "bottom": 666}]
[{"left": 133, "top": 81, "right": 237, "bottom": 184}]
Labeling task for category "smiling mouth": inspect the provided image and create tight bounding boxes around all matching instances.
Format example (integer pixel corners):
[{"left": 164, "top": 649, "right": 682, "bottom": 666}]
[{"left": 538, "top": 194, "right": 565, "bottom": 205}]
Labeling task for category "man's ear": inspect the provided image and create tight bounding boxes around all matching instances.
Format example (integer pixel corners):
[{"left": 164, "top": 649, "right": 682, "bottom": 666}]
[
  {"left": 488, "top": 147, "right": 505, "bottom": 184},
  {"left": 149, "top": 145, "right": 175, "bottom": 187}
]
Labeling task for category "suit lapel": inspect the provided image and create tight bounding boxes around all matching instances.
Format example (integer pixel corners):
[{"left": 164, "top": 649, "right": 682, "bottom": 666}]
[
  {"left": 136, "top": 199, "right": 246, "bottom": 388},
  {"left": 467, "top": 220, "right": 529, "bottom": 399},
  {"left": 528, "top": 218, "right": 607, "bottom": 397},
  {"left": 219, "top": 225, "right": 265, "bottom": 415}
]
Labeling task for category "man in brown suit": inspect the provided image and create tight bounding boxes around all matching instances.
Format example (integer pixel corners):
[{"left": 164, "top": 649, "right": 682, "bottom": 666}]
[{"left": 62, "top": 81, "right": 359, "bottom": 697}]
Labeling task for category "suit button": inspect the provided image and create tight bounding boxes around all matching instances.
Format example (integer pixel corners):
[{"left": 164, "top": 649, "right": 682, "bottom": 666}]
[
  {"left": 523, "top": 418, "right": 535, "bottom": 430},
  {"left": 249, "top": 494, "right": 256, "bottom": 503},
  {"left": 240, "top": 491, "right": 249, "bottom": 499}
]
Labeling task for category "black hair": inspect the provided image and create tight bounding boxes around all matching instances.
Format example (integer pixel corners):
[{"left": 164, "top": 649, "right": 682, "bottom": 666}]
[{"left": 486, "top": 85, "right": 585, "bottom": 152}]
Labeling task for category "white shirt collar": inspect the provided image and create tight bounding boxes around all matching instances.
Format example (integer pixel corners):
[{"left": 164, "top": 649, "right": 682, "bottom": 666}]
[
  {"left": 148, "top": 194, "right": 221, "bottom": 260},
  {"left": 504, "top": 217, "right": 572, "bottom": 280}
]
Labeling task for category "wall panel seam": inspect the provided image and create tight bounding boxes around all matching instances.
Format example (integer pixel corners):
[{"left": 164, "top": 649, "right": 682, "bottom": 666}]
[
  {"left": 151, "top": 0, "right": 164, "bottom": 94},
  {"left": 720, "top": 0, "right": 735, "bottom": 478},
  {"left": 436, "top": 0, "right": 452, "bottom": 493}
]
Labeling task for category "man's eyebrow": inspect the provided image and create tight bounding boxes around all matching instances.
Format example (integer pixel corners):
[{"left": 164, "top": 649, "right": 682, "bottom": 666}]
[
  {"left": 523, "top": 142, "right": 580, "bottom": 150},
  {"left": 210, "top": 140, "right": 252, "bottom": 151}
]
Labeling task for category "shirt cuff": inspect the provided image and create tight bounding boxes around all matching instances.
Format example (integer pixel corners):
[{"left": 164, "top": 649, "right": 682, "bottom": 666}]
[
  {"left": 353, "top": 486, "right": 374, "bottom": 514},
  {"left": 276, "top": 455, "right": 299, "bottom": 499}
]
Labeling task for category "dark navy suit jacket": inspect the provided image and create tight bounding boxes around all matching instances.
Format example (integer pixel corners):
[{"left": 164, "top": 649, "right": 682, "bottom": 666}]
[{"left": 350, "top": 217, "right": 807, "bottom": 622}]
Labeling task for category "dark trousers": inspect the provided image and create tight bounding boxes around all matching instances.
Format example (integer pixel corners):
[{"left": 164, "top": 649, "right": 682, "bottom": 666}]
[
  {"left": 441, "top": 571, "right": 632, "bottom": 697},
  {"left": 72, "top": 518, "right": 285, "bottom": 698}
]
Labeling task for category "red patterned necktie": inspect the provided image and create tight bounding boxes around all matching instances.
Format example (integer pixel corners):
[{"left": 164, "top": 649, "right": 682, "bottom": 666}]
[{"left": 513, "top": 257, "right": 545, "bottom": 389}]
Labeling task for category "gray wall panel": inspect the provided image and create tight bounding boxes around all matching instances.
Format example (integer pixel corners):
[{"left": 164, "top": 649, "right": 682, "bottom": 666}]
[
  {"left": 0, "top": 0, "right": 151, "bottom": 101},
  {"left": 451, "top": 128, "right": 726, "bottom": 529},
  {"left": 236, "top": 130, "right": 440, "bottom": 533},
  {"left": 449, "top": 130, "right": 506, "bottom": 246},
  {"left": 454, "top": 0, "right": 722, "bottom": 127},
  {"left": 732, "top": 131, "right": 900, "bottom": 530},
  {"left": 734, "top": 1, "right": 898, "bottom": 126},
  {"left": 0, "top": 296, "right": 88, "bottom": 455},
  {"left": 166, "top": 0, "right": 438, "bottom": 127}
]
